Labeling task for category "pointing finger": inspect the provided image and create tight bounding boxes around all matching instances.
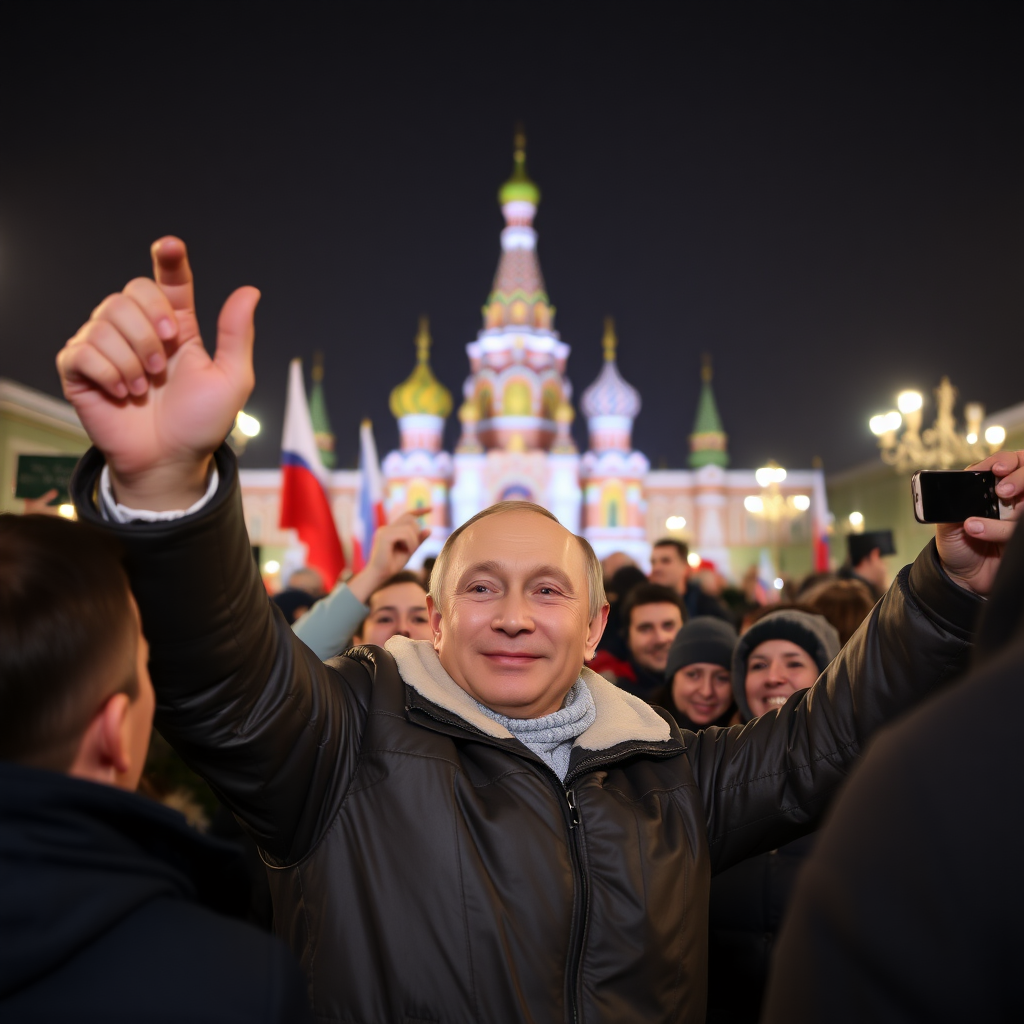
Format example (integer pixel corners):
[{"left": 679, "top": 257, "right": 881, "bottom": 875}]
[{"left": 150, "top": 236, "right": 195, "bottom": 314}]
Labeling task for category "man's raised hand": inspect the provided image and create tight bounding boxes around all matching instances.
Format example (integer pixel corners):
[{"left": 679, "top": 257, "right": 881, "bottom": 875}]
[
  {"left": 936, "top": 450, "right": 1023, "bottom": 596},
  {"left": 56, "top": 237, "right": 259, "bottom": 510},
  {"left": 347, "top": 509, "right": 433, "bottom": 605}
]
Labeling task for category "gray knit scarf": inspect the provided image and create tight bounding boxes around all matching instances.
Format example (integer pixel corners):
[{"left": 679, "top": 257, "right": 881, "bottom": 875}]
[{"left": 474, "top": 678, "right": 596, "bottom": 781}]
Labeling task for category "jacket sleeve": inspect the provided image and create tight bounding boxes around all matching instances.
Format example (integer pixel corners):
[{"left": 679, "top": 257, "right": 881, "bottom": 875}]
[
  {"left": 292, "top": 581, "right": 369, "bottom": 659},
  {"left": 71, "top": 445, "right": 370, "bottom": 865},
  {"left": 687, "top": 540, "right": 981, "bottom": 873}
]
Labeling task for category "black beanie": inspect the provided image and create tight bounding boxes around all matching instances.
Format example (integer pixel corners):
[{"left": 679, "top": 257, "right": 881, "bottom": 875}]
[
  {"left": 665, "top": 616, "right": 739, "bottom": 681},
  {"left": 731, "top": 609, "right": 841, "bottom": 721}
]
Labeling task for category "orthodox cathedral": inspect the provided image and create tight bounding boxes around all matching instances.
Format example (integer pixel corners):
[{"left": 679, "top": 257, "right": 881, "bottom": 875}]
[{"left": 239, "top": 137, "right": 829, "bottom": 580}]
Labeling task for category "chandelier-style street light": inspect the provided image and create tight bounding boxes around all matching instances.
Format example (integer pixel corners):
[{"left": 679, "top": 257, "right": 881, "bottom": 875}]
[
  {"left": 743, "top": 461, "right": 810, "bottom": 520},
  {"left": 869, "top": 377, "right": 1004, "bottom": 473}
]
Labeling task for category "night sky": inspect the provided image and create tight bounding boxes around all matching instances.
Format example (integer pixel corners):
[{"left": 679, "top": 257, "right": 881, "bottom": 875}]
[{"left": 1, "top": 4, "right": 1020, "bottom": 475}]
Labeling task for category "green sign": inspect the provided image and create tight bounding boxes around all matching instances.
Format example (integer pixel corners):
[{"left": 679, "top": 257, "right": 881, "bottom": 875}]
[{"left": 14, "top": 454, "right": 81, "bottom": 504}]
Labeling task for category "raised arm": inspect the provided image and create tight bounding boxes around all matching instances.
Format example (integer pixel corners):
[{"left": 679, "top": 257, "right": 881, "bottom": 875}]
[
  {"left": 294, "top": 509, "right": 430, "bottom": 659},
  {"left": 60, "top": 239, "right": 369, "bottom": 863},
  {"left": 690, "top": 451, "right": 1022, "bottom": 872}
]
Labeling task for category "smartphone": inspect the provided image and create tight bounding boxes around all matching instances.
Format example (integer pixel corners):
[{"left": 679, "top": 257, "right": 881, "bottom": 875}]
[{"left": 911, "top": 470, "right": 1005, "bottom": 524}]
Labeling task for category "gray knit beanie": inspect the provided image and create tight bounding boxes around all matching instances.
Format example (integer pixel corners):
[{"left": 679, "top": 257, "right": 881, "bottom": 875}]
[
  {"left": 732, "top": 609, "right": 841, "bottom": 721},
  {"left": 665, "top": 616, "right": 739, "bottom": 681}
]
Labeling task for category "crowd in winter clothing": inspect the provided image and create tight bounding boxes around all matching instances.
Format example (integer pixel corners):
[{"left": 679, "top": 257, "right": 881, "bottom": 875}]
[{"left": 2, "top": 236, "right": 1022, "bottom": 1023}]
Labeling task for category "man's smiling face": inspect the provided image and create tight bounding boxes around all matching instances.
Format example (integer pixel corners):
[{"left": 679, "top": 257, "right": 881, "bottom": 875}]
[{"left": 430, "top": 509, "right": 607, "bottom": 719}]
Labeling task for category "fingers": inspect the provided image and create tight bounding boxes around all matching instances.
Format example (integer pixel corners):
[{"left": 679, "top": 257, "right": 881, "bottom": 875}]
[
  {"left": 93, "top": 284, "right": 174, "bottom": 373},
  {"left": 59, "top": 330, "right": 133, "bottom": 399},
  {"left": 964, "top": 517, "right": 1017, "bottom": 544},
  {"left": 150, "top": 236, "right": 196, "bottom": 313},
  {"left": 212, "top": 287, "right": 260, "bottom": 399}
]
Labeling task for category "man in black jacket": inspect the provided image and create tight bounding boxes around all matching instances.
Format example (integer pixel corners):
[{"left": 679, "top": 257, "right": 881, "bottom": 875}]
[
  {"left": 57, "top": 236, "right": 1022, "bottom": 1024},
  {"left": 0, "top": 514, "right": 311, "bottom": 1023}
]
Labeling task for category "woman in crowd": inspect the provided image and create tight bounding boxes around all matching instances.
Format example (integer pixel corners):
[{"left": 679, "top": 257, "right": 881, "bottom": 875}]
[
  {"left": 705, "top": 608, "right": 840, "bottom": 1023},
  {"left": 648, "top": 617, "right": 739, "bottom": 730}
]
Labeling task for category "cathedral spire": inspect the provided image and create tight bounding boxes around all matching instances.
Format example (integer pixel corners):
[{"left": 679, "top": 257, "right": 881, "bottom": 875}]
[
  {"left": 482, "top": 127, "right": 552, "bottom": 332},
  {"left": 688, "top": 354, "right": 729, "bottom": 468},
  {"left": 309, "top": 350, "right": 336, "bottom": 468}
]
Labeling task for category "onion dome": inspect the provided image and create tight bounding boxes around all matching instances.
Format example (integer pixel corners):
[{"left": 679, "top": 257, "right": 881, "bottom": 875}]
[
  {"left": 389, "top": 316, "right": 453, "bottom": 419},
  {"left": 580, "top": 318, "right": 642, "bottom": 419},
  {"left": 498, "top": 128, "right": 540, "bottom": 207},
  {"left": 688, "top": 354, "right": 729, "bottom": 468}
]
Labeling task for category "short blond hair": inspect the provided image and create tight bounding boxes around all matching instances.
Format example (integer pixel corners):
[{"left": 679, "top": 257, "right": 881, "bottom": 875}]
[{"left": 429, "top": 501, "right": 607, "bottom": 620}]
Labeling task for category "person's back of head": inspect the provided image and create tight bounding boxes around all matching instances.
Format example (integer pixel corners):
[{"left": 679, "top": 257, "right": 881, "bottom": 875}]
[
  {"left": 287, "top": 566, "right": 326, "bottom": 598},
  {"left": 800, "top": 579, "right": 876, "bottom": 647},
  {"left": 0, "top": 514, "right": 151, "bottom": 787},
  {"left": 0, "top": 514, "right": 313, "bottom": 1022}
]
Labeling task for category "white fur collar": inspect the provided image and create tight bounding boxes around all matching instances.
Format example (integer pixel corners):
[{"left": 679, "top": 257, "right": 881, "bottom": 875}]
[{"left": 385, "top": 636, "right": 671, "bottom": 750}]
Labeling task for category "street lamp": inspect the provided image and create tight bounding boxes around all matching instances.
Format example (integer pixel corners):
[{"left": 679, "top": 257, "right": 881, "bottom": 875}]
[
  {"left": 229, "top": 410, "right": 261, "bottom": 455},
  {"left": 869, "top": 377, "right": 1003, "bottom": 472}
]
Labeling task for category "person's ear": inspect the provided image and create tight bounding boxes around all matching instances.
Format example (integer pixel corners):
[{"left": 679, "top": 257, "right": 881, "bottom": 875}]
[
  {"left": 585, "top": 603, "right": 610, "bottom": 660},
  {"left": 68, "top": 692, "right": 132, "bottom": 786},
  {"left": 427, "top": 594, "right": 443, "bottom": 650}
]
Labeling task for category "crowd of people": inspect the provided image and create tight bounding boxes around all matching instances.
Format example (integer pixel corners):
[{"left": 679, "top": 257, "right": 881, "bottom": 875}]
[{"left": 1, "top": 235, "right": 1022, "bottom": 1023}]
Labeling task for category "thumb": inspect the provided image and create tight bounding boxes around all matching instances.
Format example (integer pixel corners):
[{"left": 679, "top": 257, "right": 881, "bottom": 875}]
[{"left": 213, "top": 286, "right": 260, "bottom": 394}]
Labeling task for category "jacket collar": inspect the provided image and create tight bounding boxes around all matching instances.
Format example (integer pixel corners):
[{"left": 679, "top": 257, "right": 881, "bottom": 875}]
[{"left": 386, "top": 636, "right": 672, "bottom": 751}]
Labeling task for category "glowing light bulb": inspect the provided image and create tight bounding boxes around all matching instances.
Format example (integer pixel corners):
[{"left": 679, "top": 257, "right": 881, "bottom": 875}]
[
  {"left": 236, "top": 411, "right": 261, "bottom": 438},
  {"left": 792, "top": 494, "right": 811, "bottom": 511},
  {"left": 665, "top": 515, "right": 687, "bottom": 530},
  {"left": 849, "top": 511, "right": 864, "bottom": 528},
  {"left": 773, "top": 578, "right": 784, "bottom": 590},
  {"left": 755, "top": 468, "right": 774, "bottom": 487},
  {"left": 985, "top": 425, "right": 1006, "bottom": 446},
  {"left": 897, "top": 391, "right": 923, "bottom": 414},
  {"left": 687, "top": 552, "right": 701, "bottom": 568},
  {"left": 263, "top": 560, "right": 281, "bottom": 574},
  {"left": 744, "top": 496, "right": 764, "bottom": 513},
  {"left": 58, "top": 504, "right": 76, "bottom": 519},
  {"left": 966, "top": 432, "right": 978, "bottom": 445}
]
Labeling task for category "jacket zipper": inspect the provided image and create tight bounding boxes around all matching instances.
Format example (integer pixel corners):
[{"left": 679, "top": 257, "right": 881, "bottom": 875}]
[{"left": 564, "top": 786, "right": 585, "bottom": 1024}]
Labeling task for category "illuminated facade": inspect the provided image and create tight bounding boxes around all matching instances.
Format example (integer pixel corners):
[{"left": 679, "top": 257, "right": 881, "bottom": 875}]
[{"left": 239, "top": 138, "right": 833, "bottom": 582}]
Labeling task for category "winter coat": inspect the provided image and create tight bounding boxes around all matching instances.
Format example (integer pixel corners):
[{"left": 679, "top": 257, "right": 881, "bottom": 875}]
[
  {"left": 762, "top": 516, "right": 1024, "bottom": 1023},
  {"left": 71, "top": 445, "right": 981, "bottom": 1024},
  {"left": 0, "top": 761, "right": 311, "bottom": 1023}
]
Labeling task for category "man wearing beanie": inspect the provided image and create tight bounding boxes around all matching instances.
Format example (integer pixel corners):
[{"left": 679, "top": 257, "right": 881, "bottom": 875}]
[
  {"left": 649, "top": 617, "right": 739, "bottom": 730},
  {"left": 706, "top": 608, "right": 842, "bottom": 1022}
]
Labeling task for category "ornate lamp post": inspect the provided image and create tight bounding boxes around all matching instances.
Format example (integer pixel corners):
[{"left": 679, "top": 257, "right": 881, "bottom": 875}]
[
  {"left": 743, "top": 460, "right": 812, "bottom": 584},
  {"left": 869, "top": 377, "right": 1004, "bottom": 472}
]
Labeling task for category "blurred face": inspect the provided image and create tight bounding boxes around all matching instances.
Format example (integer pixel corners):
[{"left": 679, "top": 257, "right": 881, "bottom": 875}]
[
  {"left": 359, "top": 581, "right": 431, "bottom": 646},
  {"left": 628, "top": 602, "right": 684, "bottom": 673},
  {"left": 744, "top": 639, "right": 819, "bottom": 717},
  {"left": 649, "top": 546, "right": 688, "bottom": 593},
  {"left": 671, "top": 663, "right": 733, "bottom": 725},
  {"left": 430, "top": 510, "right": 607, "bottom": 719}
]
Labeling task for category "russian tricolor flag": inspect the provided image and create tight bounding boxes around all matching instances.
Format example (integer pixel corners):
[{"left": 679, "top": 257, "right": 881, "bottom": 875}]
[
  {"left": 279, "top": 359, "right": 345, "bottom": 589},
  {"left": 352, "top": 419, "right": 386, "bottom": 571}
]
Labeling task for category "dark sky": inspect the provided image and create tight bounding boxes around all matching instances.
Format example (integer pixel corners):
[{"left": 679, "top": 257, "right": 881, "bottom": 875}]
[{"left": 1, "top": 3, "right": 1020, "bottom": 474}]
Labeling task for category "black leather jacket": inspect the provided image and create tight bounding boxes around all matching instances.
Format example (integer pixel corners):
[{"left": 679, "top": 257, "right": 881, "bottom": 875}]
[{"left": 72, "top": 447, "right": 981, "bottom": 1024}]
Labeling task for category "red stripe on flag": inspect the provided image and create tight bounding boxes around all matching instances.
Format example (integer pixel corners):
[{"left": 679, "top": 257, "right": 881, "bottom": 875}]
[{"left": 279, "top": 463, "right": 345, "bottom": 589}]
